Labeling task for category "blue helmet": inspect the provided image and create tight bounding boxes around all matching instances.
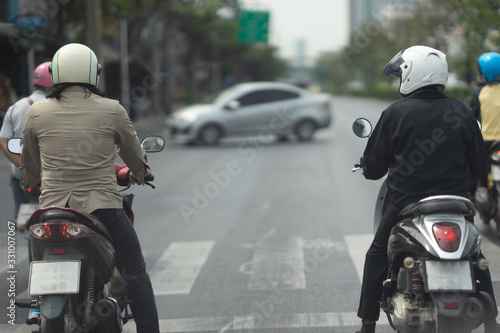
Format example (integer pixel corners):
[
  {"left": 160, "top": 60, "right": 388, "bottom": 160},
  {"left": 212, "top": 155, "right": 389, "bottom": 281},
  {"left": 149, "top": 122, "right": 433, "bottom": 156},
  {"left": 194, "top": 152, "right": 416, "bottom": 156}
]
[{"left": 478, "top": 52, "right": 500, "bottom": 83}]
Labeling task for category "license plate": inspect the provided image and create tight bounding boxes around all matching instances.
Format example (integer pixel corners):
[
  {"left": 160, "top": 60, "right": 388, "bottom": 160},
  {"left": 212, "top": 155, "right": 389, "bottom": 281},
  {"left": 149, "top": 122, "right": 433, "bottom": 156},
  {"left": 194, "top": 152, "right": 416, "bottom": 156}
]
[
  {"left": 491, "top": 165, "right": 500, "bottom": 180},
  {"left": 28, "top": 261, "right": 81, "bottom": 296},
  {"left": 424, "top": 260, "right": 474, "bottom": 292},
  {"left": 17, "top": 203, "right": 38, "bottom": 226}
]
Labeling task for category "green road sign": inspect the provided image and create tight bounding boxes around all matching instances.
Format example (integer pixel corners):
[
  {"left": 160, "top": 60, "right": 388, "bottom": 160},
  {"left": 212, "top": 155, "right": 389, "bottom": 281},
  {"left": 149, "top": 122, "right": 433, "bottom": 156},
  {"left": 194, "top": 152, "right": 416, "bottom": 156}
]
[{"left": 238, "top": 10, "right": 269, "bottom": 43}]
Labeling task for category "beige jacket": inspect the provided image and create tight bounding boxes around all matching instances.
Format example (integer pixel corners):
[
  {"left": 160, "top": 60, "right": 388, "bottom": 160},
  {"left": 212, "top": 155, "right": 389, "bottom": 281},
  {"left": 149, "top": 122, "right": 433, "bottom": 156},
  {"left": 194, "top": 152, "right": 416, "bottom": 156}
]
[{"left": 22, "top": 86, "right": 147, "bottom": 214}]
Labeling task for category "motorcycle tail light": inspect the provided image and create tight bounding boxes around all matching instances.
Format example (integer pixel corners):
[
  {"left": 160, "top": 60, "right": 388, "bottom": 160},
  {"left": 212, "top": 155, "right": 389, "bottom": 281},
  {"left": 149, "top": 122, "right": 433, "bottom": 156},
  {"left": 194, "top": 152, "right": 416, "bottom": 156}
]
[
  {"left": 32, "top": 224, "right": 51, "bottom": 239},
  {"left": 444, "top": 302, "right": 458, "bottom": 309},
  {"left": 432, "top": 222, "right": 461, "bottom": 252},
  {"left": 31, "top": 222, "right": 94, "bottom": 241},
  {"left": 52, "top": 248, "right": 65, "bottom": 254}
]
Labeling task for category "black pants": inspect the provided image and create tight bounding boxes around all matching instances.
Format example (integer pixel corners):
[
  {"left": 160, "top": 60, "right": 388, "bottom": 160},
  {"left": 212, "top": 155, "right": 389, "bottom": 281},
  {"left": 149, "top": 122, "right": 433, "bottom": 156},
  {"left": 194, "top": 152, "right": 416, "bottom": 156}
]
[
  {"left": 92, "top": 208, "right": 160, "bottom": 333},
  {"left": 357, "top": 202, "right": 498, "bottom": 326}
]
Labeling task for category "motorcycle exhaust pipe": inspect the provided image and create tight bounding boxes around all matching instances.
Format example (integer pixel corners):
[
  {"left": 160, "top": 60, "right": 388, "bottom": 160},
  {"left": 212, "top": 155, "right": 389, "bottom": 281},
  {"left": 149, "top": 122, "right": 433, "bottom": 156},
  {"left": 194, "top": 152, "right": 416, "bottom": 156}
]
[{"left": 94, "top": 298, "right": 121, "bottom": 332}]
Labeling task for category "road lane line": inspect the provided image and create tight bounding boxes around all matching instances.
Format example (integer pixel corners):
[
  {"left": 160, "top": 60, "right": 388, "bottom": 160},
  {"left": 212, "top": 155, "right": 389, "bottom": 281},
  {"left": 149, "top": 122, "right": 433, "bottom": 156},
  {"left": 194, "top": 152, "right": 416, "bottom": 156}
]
[
  {"left": 247, "top": 236, "right": 306, "bottom": 290},
  {"left": 118, "top": 311, "right": 410, "bottom": 332},
  {"left": 150, "top": 240, "right": 215, "bottom": 295},
  {"left": 344, "top": 234, "right": 373, "bottom": 283},
  {"left": 6, "top": 309, "right": 500, "bottom": 332}
]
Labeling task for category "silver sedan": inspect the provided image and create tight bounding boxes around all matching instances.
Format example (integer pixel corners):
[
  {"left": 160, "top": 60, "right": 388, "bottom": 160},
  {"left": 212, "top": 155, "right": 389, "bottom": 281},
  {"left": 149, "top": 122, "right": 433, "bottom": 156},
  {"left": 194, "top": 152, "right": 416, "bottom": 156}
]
[{"left": 165, "top": 82, "right": 333, "bottom": 145}]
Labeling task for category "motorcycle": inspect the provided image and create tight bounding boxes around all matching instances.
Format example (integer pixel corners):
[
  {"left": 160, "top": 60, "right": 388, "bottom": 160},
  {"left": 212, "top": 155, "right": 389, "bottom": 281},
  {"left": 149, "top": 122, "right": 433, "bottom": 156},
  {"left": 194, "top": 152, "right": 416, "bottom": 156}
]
[
  {"left": 8, "top": 135, "right": 165, "bottom": 333},
  {"left": 352, "top": 118, "right": 496, "bottom": 333},
  {"left": 473, "top": 141, "right": 500, "bottom": 234}
]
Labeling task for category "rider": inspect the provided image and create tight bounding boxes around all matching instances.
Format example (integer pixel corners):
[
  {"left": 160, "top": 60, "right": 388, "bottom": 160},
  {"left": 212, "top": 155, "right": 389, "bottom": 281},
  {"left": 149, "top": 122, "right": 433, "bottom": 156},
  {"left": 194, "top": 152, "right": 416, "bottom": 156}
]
[
  {"left": 470, "top": 52, "right": 500, "bottom": 145},
  {"left": 356, "top": 45, "right": 498, "bottom": 333},
  {"left": 469, "top": 52, "right": 500, "bottom": 207},
  {"left": 0, "top": 62, "right": 52, "bottom": 228},
  {"left": 21, "top": 43, "right": 160, "bottom": 333}
]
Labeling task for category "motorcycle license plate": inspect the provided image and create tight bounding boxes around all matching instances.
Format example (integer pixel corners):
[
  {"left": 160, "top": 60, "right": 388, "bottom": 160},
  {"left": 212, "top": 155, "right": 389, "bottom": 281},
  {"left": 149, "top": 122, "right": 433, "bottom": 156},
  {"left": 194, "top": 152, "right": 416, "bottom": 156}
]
[
  {"left": 423, "top": 260, "right": 474, "bottom": 292},
  {"left": 28, "top": 261, "right": 81, "bottom": 296},
  {"left": 491, "top": 165, "right": 500, "bottom": 181}
]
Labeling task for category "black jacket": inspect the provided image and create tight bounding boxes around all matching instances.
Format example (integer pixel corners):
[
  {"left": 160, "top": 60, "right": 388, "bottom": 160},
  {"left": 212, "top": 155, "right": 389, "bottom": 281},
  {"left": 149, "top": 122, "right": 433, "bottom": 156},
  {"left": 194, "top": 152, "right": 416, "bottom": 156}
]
[{"left": 362, "top": 89, "right": 487, "bottom": 207}]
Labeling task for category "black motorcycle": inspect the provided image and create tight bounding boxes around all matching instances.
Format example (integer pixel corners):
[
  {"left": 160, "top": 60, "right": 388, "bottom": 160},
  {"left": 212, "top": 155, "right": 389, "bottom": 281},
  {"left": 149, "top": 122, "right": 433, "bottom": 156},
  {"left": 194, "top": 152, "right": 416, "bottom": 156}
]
[
  {"left": 474, "top": 141, "right": 500, "bottom": 235},
  {"left": 353, "top": 118, "right": 496, "bottom": 333}
]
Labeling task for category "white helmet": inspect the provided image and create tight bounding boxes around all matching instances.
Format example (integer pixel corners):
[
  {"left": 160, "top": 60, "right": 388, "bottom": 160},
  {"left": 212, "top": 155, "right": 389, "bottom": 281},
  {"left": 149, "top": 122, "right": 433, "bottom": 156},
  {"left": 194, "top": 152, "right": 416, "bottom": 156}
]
[
  {"left": 50, "top": 43, "right": 101, "bottom": 87},
  {"left": 383, "top": 45, "right": 448, "bottom": 96}
]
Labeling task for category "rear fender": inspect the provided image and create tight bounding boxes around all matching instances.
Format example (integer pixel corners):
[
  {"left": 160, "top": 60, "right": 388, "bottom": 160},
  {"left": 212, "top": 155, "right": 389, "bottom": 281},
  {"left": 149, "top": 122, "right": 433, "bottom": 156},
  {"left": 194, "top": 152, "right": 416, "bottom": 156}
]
[{"left": 41, "top": 294, "right": 66, "bottom": 319}]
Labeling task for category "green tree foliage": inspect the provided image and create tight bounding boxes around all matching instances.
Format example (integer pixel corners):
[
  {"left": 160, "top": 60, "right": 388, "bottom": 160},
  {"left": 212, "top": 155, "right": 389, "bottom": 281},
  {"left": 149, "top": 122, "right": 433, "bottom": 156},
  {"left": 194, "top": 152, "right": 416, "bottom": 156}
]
[
  {"left": 313, "top": 0, "right": 499, "bottom": 98},
  {"left": 433, "top": 0, "right": 500, "bottom": 83},
  {"left": 169, "top": 1, "right": 287, "bottom": 103}
]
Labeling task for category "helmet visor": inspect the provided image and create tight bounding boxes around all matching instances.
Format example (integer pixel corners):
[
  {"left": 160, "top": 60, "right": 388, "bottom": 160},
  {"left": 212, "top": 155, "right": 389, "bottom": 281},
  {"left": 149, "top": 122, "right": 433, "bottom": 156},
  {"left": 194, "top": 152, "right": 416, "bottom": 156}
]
[{"left": 383, "top": 49, "right": 405, "bottom": 78}]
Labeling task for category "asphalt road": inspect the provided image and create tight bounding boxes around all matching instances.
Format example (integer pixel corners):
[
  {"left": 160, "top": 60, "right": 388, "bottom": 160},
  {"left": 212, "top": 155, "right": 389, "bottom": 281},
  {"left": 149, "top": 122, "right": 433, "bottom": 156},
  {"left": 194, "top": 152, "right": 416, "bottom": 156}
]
[{"left": 0, "top": 96, "right": 499, "bottom": 333}]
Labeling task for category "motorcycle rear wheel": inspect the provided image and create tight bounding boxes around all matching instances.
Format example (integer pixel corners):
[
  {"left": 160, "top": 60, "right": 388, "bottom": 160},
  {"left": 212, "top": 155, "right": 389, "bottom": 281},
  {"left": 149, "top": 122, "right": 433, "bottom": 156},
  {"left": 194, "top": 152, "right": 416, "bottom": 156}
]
[{"left": 40, "top": 314, "right": 65, "bottom": 333}]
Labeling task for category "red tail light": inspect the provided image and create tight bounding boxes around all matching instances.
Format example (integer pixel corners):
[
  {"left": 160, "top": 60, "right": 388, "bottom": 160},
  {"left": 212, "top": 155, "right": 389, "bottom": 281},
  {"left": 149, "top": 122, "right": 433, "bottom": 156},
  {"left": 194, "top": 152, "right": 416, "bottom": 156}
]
[{"left": 432, "top": 222, "right": 461, "bottom": 252}]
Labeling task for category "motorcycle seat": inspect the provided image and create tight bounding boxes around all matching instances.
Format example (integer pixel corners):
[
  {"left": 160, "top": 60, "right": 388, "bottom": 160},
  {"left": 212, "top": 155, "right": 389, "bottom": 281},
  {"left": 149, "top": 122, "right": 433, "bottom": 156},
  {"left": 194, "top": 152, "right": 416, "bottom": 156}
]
[
  {"left": 399, "top": 196, "right": 475, "bottom": 219},
  {"left": 40, "top": 210, "right": 77, "bottom": 222}
]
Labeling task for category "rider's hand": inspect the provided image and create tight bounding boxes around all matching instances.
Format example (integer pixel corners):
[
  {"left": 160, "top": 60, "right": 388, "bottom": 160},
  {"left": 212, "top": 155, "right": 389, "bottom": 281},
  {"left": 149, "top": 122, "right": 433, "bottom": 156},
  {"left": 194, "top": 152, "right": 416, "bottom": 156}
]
[{"left": 129, "top": 168, "right": 152, "bottom": 185}]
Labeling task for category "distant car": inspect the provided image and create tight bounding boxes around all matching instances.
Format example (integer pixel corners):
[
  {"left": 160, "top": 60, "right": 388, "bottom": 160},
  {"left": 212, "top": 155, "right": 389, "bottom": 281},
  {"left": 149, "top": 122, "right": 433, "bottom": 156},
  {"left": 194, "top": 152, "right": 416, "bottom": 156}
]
[{"left": 165, "top": 82, "right": 333, "bottom": 145}]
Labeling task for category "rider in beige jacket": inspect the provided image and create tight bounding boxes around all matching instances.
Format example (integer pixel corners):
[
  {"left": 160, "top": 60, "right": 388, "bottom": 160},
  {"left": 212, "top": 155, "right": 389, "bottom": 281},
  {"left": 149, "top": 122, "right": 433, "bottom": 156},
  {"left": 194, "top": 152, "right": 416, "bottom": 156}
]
[{"left": 21, "top": 43, "right": 159, "bottom": 333}]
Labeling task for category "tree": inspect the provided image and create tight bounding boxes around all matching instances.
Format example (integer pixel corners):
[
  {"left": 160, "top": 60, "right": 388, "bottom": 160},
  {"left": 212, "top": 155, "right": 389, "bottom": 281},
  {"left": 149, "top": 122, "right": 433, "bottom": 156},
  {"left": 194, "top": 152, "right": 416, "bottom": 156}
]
[{"left": 433, "top": 0, "right": 500, "bottom": 83}]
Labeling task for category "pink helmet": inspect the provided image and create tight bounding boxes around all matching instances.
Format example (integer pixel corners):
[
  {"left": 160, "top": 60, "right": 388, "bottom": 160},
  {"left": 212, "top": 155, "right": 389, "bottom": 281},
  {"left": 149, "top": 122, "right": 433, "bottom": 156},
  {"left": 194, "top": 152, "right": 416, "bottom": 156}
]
[{"left": 32, "top": 62, "right": 53, "bottom": 88}]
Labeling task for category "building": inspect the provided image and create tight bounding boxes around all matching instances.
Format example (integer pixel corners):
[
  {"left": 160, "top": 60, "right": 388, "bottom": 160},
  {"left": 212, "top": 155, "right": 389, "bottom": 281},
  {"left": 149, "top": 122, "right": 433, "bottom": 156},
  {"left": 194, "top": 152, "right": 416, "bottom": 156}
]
[{"left": 350, "top": 0, "right": 416, "bottom": 35}]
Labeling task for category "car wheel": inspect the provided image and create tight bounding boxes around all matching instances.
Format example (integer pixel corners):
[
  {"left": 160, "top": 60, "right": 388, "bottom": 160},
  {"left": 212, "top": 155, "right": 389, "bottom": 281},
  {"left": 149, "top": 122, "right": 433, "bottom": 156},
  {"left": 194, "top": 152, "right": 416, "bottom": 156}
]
[
  {"left": 294, "top": 120, "right": 316, "bottom": 141},
  {"left": 198, "top": 125, "right": 222, "bottom": 145}
]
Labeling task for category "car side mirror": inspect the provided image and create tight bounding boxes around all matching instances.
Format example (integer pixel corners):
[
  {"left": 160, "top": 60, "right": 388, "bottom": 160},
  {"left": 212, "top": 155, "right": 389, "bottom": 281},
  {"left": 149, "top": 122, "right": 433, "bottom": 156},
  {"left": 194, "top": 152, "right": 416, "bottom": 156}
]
[
  {"left": 225, "top": 100, "right": 240, "bottom": 110},
  {"left": 7, "top": 138, "right": 22, "bottom": 155}
]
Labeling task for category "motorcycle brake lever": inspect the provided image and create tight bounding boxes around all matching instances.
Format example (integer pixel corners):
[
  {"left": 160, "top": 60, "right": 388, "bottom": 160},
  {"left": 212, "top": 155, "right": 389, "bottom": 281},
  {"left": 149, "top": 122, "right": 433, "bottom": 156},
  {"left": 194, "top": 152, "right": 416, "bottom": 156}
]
[{"left": 145, "top": 182, "right": 156, "bottom": 189}]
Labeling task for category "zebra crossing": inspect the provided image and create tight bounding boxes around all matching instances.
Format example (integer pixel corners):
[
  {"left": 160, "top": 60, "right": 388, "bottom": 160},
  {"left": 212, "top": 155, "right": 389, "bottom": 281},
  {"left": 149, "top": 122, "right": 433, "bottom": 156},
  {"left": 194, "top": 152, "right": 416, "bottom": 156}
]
[{"left": 2, "top": 233, "right": 500, "bottom": 332}]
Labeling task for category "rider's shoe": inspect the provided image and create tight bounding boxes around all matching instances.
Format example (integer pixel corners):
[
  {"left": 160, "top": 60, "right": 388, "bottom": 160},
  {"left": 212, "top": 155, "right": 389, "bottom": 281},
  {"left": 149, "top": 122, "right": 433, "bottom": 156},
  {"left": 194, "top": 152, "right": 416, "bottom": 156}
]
[{"left": 356, "top": 320, "right": 375, "bottom": 333}]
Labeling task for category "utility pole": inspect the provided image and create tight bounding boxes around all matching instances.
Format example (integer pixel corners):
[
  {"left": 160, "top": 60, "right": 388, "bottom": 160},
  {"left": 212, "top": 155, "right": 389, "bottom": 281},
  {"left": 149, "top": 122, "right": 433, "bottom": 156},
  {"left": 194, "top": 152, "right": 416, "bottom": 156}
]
[
  {"left": 86, "top": 0, "right": 104, "bottom": 89},
  {"left": 119, "top": 19, "right": 131, "bottom": 116}
]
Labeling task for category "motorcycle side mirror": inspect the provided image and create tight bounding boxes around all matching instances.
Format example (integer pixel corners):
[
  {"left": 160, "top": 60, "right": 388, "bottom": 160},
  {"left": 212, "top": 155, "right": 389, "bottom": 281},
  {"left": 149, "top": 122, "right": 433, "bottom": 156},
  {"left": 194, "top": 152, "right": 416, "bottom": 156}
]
[
  {"left": 141, "top": 136, "right": 165, "bottom": 153},
  {"left": 352, "top": 118, "right": 373, "bottom": 138},
  {"left": 7, "top": 138, "right": 22, "bottom": 155}
]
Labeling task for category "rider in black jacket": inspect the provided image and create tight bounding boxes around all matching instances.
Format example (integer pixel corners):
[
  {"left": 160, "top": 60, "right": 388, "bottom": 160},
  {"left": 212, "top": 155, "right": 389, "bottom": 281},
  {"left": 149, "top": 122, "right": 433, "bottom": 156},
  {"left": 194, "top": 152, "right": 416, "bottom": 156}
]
[{"left": 356, "top": 45, "right": 497, "bottom": 333}]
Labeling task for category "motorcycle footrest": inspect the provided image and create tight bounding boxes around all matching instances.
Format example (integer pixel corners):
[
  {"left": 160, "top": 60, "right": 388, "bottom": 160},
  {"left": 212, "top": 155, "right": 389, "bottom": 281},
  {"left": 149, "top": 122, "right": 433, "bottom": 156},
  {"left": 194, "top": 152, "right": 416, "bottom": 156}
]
[{"left": 15, "top": 299, "right": 33, "bottom": 309}]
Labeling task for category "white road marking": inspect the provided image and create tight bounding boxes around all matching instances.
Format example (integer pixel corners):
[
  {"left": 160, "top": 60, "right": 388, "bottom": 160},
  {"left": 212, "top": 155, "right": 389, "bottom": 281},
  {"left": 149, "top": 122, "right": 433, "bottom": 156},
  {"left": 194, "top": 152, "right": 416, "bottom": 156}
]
[
  {"left": 344, "top": 234, "right": 373, "bottom": 283},
  {"left": 150, "top": 240, "right": 215, "bottom": 295},
  {"left": 119, "top": 312, "right": 378, "bottom": 332},
  {"left": 247, "top": 236, "right": 306, "bottom": 290}
]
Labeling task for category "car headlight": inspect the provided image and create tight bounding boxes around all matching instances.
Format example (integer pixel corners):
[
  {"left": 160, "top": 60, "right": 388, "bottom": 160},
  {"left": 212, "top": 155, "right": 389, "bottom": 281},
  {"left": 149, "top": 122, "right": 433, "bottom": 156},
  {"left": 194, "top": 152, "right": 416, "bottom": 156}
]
[{"left": 177, "top": 113, "right": 197, "bottom": 124}]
